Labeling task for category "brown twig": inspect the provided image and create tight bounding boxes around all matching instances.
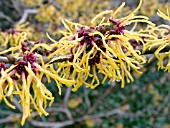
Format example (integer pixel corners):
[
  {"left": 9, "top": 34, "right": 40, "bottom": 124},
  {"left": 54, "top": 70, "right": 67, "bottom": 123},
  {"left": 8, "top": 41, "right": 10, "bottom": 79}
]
[
  {"left": 83, "top": 84, "right": 91, "bottom": 110},
  {"left": 26, "top": 92, "right": 170, "bottom": 127},
  {"left": 31, "top": 107, "right": 72, "bottom": 117},
  {"left": 28, "top": 108, "right": 127, "bottom": 128},
  {"left": 0, "top": 45, "right": 169, "bottom": 64},
  {"left": 63, "top": 87, "right": 73, "bottom": 120},
  {"left": 0, "top": 107, "right": 73, "bottom": 124},
  {"left": 0, "top": 114, "right": 21, "bottom": 124},
  {"left": 29, "top": 120, "right": 74, "bottom": 128},
  {"left": 63, "top": 87, "right": 72, "bottom": 108},
  {"left": 87, "top": 82, "right": 117, "bottom": 114},
  {"left": 0, "top": 110, "right": 16, "bottom": 115},
  {"left": 12, "top": 97, "right": 23, "bottom": 112},
  {"left": 11, "top": 0, "right": 22, "bottom": 14},
  {"left": 0, "top": 12, "right": 13, "bottom": 22},
  {"left": 33, "top": 107, "right": 73, "bottom": 127},
  {"left": 0, "top": 92, "right": 169, "bottom": 126},
  {"left": 0, "top": 55, "right": 71, "bottom": 64}
]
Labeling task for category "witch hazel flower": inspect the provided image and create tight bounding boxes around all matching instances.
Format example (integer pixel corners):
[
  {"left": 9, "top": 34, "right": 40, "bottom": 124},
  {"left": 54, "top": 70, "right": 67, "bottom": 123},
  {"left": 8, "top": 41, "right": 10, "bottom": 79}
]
[
  {"left": 48, "top": 0, "right": 155, "bottom": 91},
  {"left": 0, "top": 51, "right": 75, "bottom": 125}
]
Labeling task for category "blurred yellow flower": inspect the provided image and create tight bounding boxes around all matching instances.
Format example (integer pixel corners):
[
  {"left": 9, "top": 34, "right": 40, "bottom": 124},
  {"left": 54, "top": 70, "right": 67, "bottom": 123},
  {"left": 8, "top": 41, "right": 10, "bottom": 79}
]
[
  {"left": 20, "top": 0, "right": 43, "bottom": 7},
  {"left": 0, "top": 22, "right": 44, "bottom": 50},
  {"left": 143, "top": 9, "right": 170, "bottom": 72},
  {"left": 36, "top": 4, "right": 57, "bottom": 22},
  {"left": 141, "top": 0, "right": 158, "bottom": 17},
  {"left": 68, "top": 97, "right": 82, "bottom": 109},
  {"left": 85, "top": 119, "right": 95, "bottom": 128},
  {"left": 159, "top": 2, "right": 170, "bottom": 14}
]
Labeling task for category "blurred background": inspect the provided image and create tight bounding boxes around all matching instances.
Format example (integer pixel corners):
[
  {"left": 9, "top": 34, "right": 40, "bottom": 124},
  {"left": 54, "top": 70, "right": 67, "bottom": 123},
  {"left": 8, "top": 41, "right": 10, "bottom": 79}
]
[{"left": 0, "top": 0, "right": 170, "bottom": 127}]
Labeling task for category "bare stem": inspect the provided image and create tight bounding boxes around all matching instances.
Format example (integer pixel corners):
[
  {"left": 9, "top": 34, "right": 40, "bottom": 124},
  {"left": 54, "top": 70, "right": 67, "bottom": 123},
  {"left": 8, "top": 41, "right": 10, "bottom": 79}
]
[
  {"left": 18, "top": 9, "right": 38, "bottom": 24},
  {"left": 87, "top": 82, "right": 116, "bottom": 114},
  {"left": 0, "top": 45, "right": 170, "bottom": 64}
]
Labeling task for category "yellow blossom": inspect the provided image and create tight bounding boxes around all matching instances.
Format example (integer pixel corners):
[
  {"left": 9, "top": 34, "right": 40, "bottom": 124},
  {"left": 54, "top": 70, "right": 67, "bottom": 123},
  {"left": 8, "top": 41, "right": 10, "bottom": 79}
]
[
  {"left": 35, "top": 4, "right": 57, "bottom": 23},
  {"left": 0, "top": 46, "right": 75, "bottom": 125},
  {"left": 141, "top": 0, "right": 158, "bottom": 17},
  {"left": 48, "top": 0, "right": 153, "bottom": 91},
  {"left": 143, "top": 9, "right": 170, "bottom": 72},
  {"left": 20, "top": 0, "right": 43, "bottom": 7}
]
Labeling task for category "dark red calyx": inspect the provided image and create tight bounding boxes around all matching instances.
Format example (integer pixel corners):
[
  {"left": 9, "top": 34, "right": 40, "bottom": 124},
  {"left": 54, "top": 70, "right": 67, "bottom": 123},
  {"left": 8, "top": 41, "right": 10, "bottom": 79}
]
[
  {"left": 116, "top": 25, "right": 125, "bottom": 34},
  {"left": 109, "top": 18, "right": 125, "bottom": 36},
  {"left": 109, "top": 18, "right": 121, "bottom": 25},
  {"left": 0, "top": 63, "right": 6, "bottom": 71},
  {"left": 129, "top": 39, "right": 140, "bottom": 48},
  {"left": 140, "top": 36, "right": 147, "bottom": 44},
  {"left": 158, "top": 35, "right": 162, "bottom": 39},
  {"left": 34, "top": 25, "right": 42, "bottom": 32},
  {"left": 77, "top": 27, "right": 94, "bottom": 46},
  {"left": 34, "top": 40, "right": 44, "bottom": 44},
  {"left": 21, "top": 40, "right": 33, "bottom": 52},
  {"left": 14, "top": 61, "right": 27, "bottom": 75},
  {"left": 89, "top": 51, "right": 101, "bottom": 66},
  {"left": 14, "top": 53, "right": 37, "bottom": 75},
  {"left": 45, "top": 46, "right": 58, "bottom": 56},
  {"left": 68, "top": 54, "right": 74, "bottom": 62},
  {"left": 164, "top": 29, "right": 170, "bottom": 36},
  {"left": 11, "top": 75, "right": 19, "bottom": 80},
  {"left": 23, "top": 52, "right": 36, "bottom": 64},
  {"left": 6, "top": 29, "right": 21, "bottom": 35},
  {"left": 50, "top": 47, "right": 58, "bottom": 52},
  {"left": 0, "top": 63, "right": 7, "bottom": 77},
  {"left": 94, "top": 38, "right": 103, "bottom": 48},
  {"left": 96, "top": 25, "right": 106, "bottom": 34},
  {"left": 89, "top": 58, "right": 96, "bottom": 65}
]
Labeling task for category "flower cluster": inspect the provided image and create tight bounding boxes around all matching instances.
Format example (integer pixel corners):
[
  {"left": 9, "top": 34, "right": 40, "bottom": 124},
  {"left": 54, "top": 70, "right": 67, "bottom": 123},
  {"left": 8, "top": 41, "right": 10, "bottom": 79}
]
[
  {"left": 0, "top": 39, "right": 74, "bottom": 125},
  {"left": 0, "top": 22, "right": 44, "bottom": 51},
  {"left": 47, "top": 0, "right": 155, "bottom": 91},
  {"left": 0, "top": 0, "right": 170, "bottom": 126},
  {"left": 143, "top": 9, "right": 170, "bottom": 72}
]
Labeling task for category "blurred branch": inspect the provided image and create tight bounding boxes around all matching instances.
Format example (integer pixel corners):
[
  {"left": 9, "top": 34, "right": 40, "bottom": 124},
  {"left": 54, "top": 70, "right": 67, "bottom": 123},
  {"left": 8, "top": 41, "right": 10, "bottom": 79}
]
[
  {"left": 0, "top": 114, "right": 21, "bottom": 124},
  {"left": 6, "top": 96, "right": 23, "bottom": 113},
  {"left": 63, "top": 87, "right": 72, "bottom": 108},
  {"left": 31, "top": 107, "right": 72, "bottom": 117},
  {"left": 18, "top": 9, "right": 38, "bottom": 24},
  {"left": 83, "top": 85, "right": 91, "bottom": 110},
  {"left": 0, "top": 93, "right": 169, "bottom": 126},
  {"left": 63, "top": 109, "right": 73, "bottom": 120},
  {"left": 0, "top": 12, "right": 13, "bottom": 22},
  {"left": 0, "top": 56, "right": 11, "bottom": 63},
  {"left": 0, "top": 110, "right": 16, "bottom": 115},
  {"left": 0, "top": 45, "right": 170, "bottom": 64},
  {"left": 29, "top": 120, "right": 73, "bottom": 128},
  {"left": 87, "top": 82, "right": 116, "bottom": 114},
  {"left": 12, "top": 97, "right": 23, "bottom": 112},
  {"left": 28, "top": 109, "right": 130, "bottom": 128},
  {"left": 0, "top": 55, "right": 71, "bottom": 64},
  {"left": 76, "top": 109, "right": 128, "bottom": 122},
  {"left": 11, "top": 0, "right": 22, "bottom": 14},
  {"left": 63, "top": 87, "right": 73, "bottom": 120},
  {"left": 0, "top": 107, "right": 73, "bottom": 124},
  {"left": 28, "top": 92, "right": 170, "bottom": 127}
]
